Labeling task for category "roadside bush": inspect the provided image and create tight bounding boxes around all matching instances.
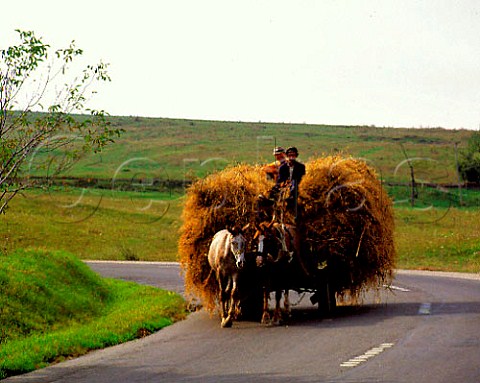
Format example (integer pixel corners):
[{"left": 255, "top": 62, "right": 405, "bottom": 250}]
[{"left": 459, "top": 131, "right": 480, "bottom": 183}]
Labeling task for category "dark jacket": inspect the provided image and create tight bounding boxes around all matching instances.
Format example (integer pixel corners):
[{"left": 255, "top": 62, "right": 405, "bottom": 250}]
[{"left": 276, "top": 160, "right": 306, "bottom": 187}]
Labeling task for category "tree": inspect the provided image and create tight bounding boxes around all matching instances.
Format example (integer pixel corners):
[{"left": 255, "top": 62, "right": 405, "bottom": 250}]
[
  {"left": 0, "top": 30, "right": 122, "bottom": 214},
  {"left": 458, "top": 131, "right": 480, "bottom": 184}
]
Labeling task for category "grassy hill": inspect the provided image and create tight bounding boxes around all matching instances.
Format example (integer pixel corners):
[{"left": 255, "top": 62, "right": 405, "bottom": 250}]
[
  {"left": 0, "top": 249, "right": 187, "bottom": 379},
  {"left": 25, "top": 116, "right": 475, "bottom": 185}
]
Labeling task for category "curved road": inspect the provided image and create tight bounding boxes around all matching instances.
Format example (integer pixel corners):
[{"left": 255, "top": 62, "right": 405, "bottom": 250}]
[{"left": 5, "top": 262, "right": 480, "bottom": 383}]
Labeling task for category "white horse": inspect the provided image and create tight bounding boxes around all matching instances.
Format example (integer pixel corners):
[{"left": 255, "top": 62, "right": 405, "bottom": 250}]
[{"left": 208, "top": 228, "right": 246, "bottom": 328}]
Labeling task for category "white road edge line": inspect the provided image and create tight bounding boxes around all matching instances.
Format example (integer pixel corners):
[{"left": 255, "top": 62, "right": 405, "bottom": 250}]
[
  {"left": 81, "top": 264, "right": 480, "bottom": 281},
  {"left": 396, "top": 269, "right": 480, "bottom": 281},
  {"left": 84, "top": 260, "right": 180, "bottom": 266}
]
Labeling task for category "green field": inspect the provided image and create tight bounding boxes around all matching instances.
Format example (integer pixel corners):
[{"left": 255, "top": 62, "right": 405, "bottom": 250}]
[
  {"left": 3, "top": 116, "right": 479, "bottom": 272},
  {"left": 1, "top": 186, "right": 479, "bottom": 273},
  {"left": 25, "top": 116, "right": 474, "bottom": 185},
  {"left": 1, "top": 188, "right": 182, "bottom": 261}
]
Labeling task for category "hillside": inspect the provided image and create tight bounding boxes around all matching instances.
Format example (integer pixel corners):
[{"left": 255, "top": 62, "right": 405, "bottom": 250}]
[
  {"left": 25, "top": 116, "right": 474, "bottom": 186},
  {"left": 0, "top": 249, "right": 186, "bottom": 378}
]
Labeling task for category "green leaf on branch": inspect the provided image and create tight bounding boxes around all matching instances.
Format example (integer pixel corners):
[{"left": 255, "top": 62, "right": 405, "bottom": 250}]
[{"left": 0, "top": 29, "right": 122, "bottom": 215}]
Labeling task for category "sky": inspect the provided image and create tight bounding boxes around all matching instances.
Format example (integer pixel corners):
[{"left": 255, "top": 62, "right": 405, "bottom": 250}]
[{"left": 2, "top": 0, "right": 480, "bottom": 130}]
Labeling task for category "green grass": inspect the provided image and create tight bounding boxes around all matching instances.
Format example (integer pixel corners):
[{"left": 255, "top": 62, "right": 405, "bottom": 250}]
[
  {"left": 1, "top": 188, "right": 479, "bottom": 273},
  {"left": 1, "top": 188, "right": 183, "bottom": 261},
  {"left": 0, "top": 249, "right": 187, "bottom": 379},
  {"left": 24, "top": 116, "right": 474, "bottom": 184},
  {"left": 395, "top": 207, "right": 480, "bottom": 272},
  {"left": 386, "top": 184, "right": 480, "bottom": 209}
]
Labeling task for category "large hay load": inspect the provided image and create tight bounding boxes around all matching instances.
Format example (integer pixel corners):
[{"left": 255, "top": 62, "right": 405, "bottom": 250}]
[
  {"left": 178, "top": 156, "right": 396, "bottom": 314},
  {"left": 178, "top": 164, "right": 271, "bottom": 312},
  {"left": 299, "top": 156, "right": 396, "bottom": 299}
]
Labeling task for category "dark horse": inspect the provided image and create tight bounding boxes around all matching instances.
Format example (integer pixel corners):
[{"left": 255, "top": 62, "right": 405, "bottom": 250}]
[
  {"left": 255, "top": 221, "right": 299, "bottom": 325},
  {"left": 208, "top": 228, "right": 246, "bottom": 328}
]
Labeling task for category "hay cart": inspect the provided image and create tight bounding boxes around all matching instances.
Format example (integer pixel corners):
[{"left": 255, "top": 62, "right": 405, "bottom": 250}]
[
  {"left": 237, "top": 220, "right": 343, "bottom": 319},
  {"left": 179, "top": 157, "right": 396, "bottom": 320}
]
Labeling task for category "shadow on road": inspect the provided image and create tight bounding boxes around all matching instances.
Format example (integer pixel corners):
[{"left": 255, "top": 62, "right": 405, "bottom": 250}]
[{"left": 235, "top": 300, "right": 480, "bottom": 329}]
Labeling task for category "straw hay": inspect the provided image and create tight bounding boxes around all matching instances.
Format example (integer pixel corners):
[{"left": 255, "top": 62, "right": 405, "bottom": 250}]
[
  {"left": 178, "top": 164, "right": 271, "bottom": 312},
  {"left": 178, "top": 156, "right": 396, "bottom": 312},
  {"left": 299, "top": 155, "right": 396, "bottom": 297}
]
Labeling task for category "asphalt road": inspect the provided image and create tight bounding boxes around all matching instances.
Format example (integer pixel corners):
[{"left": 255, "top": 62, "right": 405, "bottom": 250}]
[{"left": 5, "top": 262, "right": 480, "bottom": 383}]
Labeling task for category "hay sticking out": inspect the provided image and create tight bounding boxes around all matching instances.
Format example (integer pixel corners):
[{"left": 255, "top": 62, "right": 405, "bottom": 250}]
[
  {"left": 178, "top": 164, "right": 271, "bottom": 312},
  {"left": 178, "top": 156, "right": 396, "bottom": 312},
  {"left": 299, "top": 155, "right": 396, "bottom": 297}
]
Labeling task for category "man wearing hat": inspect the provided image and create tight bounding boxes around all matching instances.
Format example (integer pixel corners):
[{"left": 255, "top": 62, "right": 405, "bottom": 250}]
[
  {"left": 264, "top": 146, "right": 287, "bottom": 181},
  {"left": 275, "top": 147, "right": 306, "bottom": 219},
  {"left": 276, "top": 147, "right": 305, "bottom": 188}
]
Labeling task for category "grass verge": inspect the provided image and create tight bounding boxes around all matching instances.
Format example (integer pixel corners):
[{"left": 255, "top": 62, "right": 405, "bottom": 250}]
[
  {"left": 0, "top": 249, "right": 187, "bottom": 379},
  {"left": 395, "top": 207, "right": 480, "bottom": 273}
]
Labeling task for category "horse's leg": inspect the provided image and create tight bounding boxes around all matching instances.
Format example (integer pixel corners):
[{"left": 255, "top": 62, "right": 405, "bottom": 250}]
[
  {"left": 218, "top": 274, "right": 230, "bottom": 326},
  {"left": 224, "top": 277, "right": 232, "bottom": 314},
  {"left": 283, "top": 289, "right": 291, "bottom": 322},
  {"left": 222, "top": 276, "right": 238, "bottom": 328},
  {"left": 231, "top": 274, "right": 242, "bottom": 319},
  {"left": 261, "top": 287, "right": 271, "bottom": 324},
  {"left": 272, "top": 289, "right": 282, "bottom": 325}
]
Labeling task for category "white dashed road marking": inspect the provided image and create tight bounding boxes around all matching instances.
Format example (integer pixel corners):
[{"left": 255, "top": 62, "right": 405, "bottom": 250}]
[
  {"left": 383, "top": 284, "right": 411, "bottom": 292},
  {"left": 340, "top": 343, "right": 395, "bottom": 368},
  {"left": 418, "top": 302, "right": 432, "bottom": 315}
]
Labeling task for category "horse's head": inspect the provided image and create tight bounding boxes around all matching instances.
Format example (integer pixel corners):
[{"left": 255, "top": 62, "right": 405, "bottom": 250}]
[
  {"left": 254, "top": 221, "right": 292, "bottom": 265},
  {"left": 254, "top": 221, "right": 276, "bottom": 265},
  {"left": 229, "top": 227, "right": 246, "bottom": 269}
]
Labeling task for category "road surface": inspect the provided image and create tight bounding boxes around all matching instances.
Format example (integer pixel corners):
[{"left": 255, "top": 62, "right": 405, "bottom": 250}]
[{"left": 4, "top": 262, "right": 480, "bottom": 383}]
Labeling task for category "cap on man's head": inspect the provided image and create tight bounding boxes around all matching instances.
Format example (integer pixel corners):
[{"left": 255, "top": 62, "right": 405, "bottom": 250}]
[
  {"left": 286, "top": 147, "right": 299, "bottom": 156},
  {"left": 273, "top": 146, "right": 285, "bottom": 155}
]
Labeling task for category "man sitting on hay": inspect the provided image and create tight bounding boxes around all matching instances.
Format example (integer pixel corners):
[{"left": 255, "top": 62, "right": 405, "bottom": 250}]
[
  {"left": 260, "top": 146, "right": 306, "bottom": 221},
  {"left": 264, "top": 146, "right": 287, "bottom": 181}
]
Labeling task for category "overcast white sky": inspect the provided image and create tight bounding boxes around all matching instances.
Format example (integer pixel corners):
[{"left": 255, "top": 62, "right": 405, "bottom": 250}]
[{"left": 2, "top": 0, "right": 480, "bottom": 129}]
